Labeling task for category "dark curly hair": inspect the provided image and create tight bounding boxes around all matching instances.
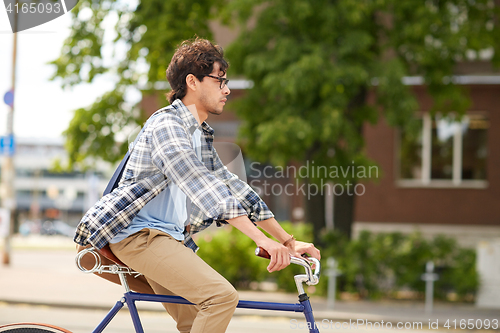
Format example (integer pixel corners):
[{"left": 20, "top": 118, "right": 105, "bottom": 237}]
[{"left": 166, "top": 38, "right": 228, "bottom": 104}]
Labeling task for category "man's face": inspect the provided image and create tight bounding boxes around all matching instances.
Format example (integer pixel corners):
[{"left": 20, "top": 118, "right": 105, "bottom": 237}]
[{"left": 198, "top": 62, "right": 230, "bottom": 116}]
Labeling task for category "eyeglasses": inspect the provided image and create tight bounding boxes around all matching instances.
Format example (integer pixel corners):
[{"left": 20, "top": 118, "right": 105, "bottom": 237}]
[{"left": 203, "top": 74, "right": 229, "bottom": 89}]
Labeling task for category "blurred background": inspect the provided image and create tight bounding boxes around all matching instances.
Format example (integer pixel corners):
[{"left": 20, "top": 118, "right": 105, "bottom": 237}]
[{"left": 1, "top": 0, "right": 500, "bottom": 313}]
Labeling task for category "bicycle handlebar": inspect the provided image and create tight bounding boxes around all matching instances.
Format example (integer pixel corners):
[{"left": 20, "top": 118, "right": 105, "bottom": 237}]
[{"left": 255, "top": 247, "right": 321, "bottom": 286}]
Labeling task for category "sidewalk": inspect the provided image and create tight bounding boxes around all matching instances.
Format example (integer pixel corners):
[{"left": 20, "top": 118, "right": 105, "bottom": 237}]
[{"left": 1, "top": 236, "right": 499, "bottom": 328}]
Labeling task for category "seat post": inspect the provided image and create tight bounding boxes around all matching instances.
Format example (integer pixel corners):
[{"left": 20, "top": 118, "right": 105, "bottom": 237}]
[{"left": 118, "top": 271, "right": 131, "bottom": 292}]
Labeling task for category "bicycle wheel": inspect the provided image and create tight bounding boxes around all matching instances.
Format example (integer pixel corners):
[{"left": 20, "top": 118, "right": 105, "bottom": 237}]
[{"left": 0, "top": 323, "right": 72, "bottom": 333}]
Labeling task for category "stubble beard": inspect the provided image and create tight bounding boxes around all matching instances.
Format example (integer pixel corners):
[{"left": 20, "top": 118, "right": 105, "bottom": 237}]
[
  {"left": 209, "top": 107, "right": 223, "bottom": 116},
  {"left": 200, "top": 92, "right": 223, "bottom": 116}
]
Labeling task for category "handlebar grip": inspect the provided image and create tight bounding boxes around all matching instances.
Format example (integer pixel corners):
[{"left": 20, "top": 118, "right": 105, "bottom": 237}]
[
  {"left": 255, "top": 246, "right": 310, "bottom": 260},
  {"left": 255, "top": 246, "right": 320, "bottom": 286},
  {"left": 255, "top": 247, "right": 271, "bottom": 259}
]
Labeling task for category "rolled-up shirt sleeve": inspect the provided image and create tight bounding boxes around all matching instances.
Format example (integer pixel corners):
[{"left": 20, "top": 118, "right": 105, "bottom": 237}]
[
  {"left": 211, "top": 147, "right": 274, "bottom": 223},
  {"left": 150, "top": 115, "right": 247, "bottom": 221}
]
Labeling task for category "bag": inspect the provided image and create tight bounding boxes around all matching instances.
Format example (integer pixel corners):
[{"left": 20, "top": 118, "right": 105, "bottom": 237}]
[{"left": 102, "top": 151, "right": 131, "bottom": 196}]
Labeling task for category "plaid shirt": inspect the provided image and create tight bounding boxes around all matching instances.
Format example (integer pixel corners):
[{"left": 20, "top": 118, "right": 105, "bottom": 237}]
[{"left": 74, "top": 99, "right": 274, "bottom": 251}]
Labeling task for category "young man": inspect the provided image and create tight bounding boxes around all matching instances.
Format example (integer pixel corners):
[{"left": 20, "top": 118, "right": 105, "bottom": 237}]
[{"left": 75, "top": 38, "right": 320, "bottom": 333}]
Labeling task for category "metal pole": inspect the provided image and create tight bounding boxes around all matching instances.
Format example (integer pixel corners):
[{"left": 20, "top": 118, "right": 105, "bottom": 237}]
[
  {"left": 421, "top": 261, "right": 439, "bottom": 314},
  {"left": 326, "top": 257, "right": 340, "bottom": 309},
  {"left": 2, "top": 1, "right": 18, "bottom": 266},
  {"left": 425, "top": 261, "right": 434, "bottom": 313},
  {"left": 325, "top": 182, "right": 334, "bottom": 230}
]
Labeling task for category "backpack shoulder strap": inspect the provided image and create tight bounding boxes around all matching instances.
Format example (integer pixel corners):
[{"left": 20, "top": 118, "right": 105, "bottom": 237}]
[
  {"left": 102, "top": 109, "right": 168, "bottom": 196},
  {"left": 102, "top": 150, "right": 131, "bottom": 196}
]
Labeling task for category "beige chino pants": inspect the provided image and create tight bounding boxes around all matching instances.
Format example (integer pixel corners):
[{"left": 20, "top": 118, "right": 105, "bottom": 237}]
[{"left": 78, "top": 228, "right": 238, "bottom": 333}]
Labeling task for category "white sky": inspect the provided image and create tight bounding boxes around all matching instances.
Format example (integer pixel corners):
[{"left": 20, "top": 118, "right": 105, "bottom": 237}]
[{"left": 0, "top": 7, "right": 116, "bottom": 139}]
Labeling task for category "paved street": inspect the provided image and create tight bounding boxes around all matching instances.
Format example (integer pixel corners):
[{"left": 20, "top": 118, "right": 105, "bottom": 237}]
[
  {"left": 2, "top": 303, "right": 497, "bottom": 333},
  {"left": 0, "top": 304, "right": 476, "bottom": 333},
  {"left": 0, "top": 236, "right": 499, "bottom": 332},
  {"left": 0, "top": 303, "right": 295, "bottom": 333}
]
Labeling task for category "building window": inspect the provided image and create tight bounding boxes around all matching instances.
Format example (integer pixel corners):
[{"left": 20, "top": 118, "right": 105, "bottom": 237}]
[{"left": 398, "top": 113, "right": 488, "bottom": 188}]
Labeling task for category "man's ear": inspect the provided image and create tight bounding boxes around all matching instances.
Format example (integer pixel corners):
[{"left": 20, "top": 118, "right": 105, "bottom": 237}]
[{"left": 185, "top": 74, "right": 198, "bottom": 92}]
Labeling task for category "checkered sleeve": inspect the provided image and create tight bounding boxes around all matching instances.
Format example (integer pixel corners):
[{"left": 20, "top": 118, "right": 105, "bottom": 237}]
[
  {"left": 211, "top": 147, "right": 274, "bottom": 223},
  {"left": 150, "top": 114, "right": 248, "bottom": 222}
]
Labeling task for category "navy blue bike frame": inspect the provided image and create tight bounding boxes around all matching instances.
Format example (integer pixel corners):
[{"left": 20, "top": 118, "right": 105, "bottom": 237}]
[{"left": 92, "top": 291, "right": 320, "bottom": 333}]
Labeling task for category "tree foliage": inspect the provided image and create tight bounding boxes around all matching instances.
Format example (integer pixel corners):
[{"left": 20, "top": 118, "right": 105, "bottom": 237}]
[
  {"left": 50, "top": 0, "right": 223, "bottom": 168},
  {"left": 52, "top": 0, "right": 499, "bottom": 175},
  {"left": 224, "top": 0, "right": 499, "bottom": 184},
  {"left": 52, "top": 0, "right": 500, "bottom": 239}
]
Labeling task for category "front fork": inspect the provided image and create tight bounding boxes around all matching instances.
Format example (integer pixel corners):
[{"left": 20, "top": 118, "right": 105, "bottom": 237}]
[{"left": 299, "top": 293, "right": 320, "bottom": 333}]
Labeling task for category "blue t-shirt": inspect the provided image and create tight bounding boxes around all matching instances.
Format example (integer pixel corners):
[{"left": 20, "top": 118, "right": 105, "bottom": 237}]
[{"left": 110, "top": 127, "right": 202, "bottom": 243}]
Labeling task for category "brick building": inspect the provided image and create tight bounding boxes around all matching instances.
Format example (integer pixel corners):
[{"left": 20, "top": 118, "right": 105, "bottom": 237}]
[{"left": 356, "top": 74, "right": 500, "bottom": 247}]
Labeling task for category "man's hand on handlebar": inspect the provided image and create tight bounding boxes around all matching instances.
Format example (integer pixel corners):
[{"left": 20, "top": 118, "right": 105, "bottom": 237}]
[
  {"left": 256, "top": 239, "right": 321, "bottom": 272},
  {"left": 287, "top": 240, "right": 321, "bottom": 262},
  {"left": 256, "top": 238, "right": 291, "bottom": 273},
  {"left": 226, "top": 215, "right": 320, "bottom": 272}
]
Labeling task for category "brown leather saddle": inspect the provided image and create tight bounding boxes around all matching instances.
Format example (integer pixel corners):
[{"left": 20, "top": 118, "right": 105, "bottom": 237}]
[{"left": 97, "top": 244, "right": 128, "bottom": 268}]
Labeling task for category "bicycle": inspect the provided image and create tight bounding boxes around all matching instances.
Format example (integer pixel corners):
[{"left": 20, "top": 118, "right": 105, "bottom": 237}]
[{"left": 0, "top": 245, "right": 321, "bottom": 333}]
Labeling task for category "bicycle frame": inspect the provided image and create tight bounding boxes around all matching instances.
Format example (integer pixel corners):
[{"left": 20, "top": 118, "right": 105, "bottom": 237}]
[
  {"left": 93, "top": 291, "right": 319, "bottom": 333},
  {"left": 76, "top": 247, "right": 321, "bottom": 333}
]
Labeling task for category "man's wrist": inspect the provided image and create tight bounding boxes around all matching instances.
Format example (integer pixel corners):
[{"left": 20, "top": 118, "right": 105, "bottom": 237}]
[
  {"left": 259, "top": 219, "right": 286, "bottom": 241},
  {"left": 282, "top": 235, "right": 295, "bottom": 247}
]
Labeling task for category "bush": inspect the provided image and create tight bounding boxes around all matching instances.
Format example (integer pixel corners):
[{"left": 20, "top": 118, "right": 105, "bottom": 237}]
[
  {"left": 195, "top": 223, "right": 478, "bottom": 301},
  {"left": 196, "top": 222, "right": 313, "bottom": 292},
  {"left": 195, "top": 226, "right": 267, "bottom": 289},
  {"left": 320, "top": 230, "right": 479, "bottom": 301}
]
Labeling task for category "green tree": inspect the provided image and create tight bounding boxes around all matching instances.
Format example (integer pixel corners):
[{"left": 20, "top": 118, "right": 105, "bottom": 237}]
[
  {"left": 50, "top": 0, "right": 222, "bottom": 168},
  {"left": 223, "top": 0, "right": 499, "bottom": 240},
  {"left": 52, "top": 0, "right": 499, "bottom": 240}
]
